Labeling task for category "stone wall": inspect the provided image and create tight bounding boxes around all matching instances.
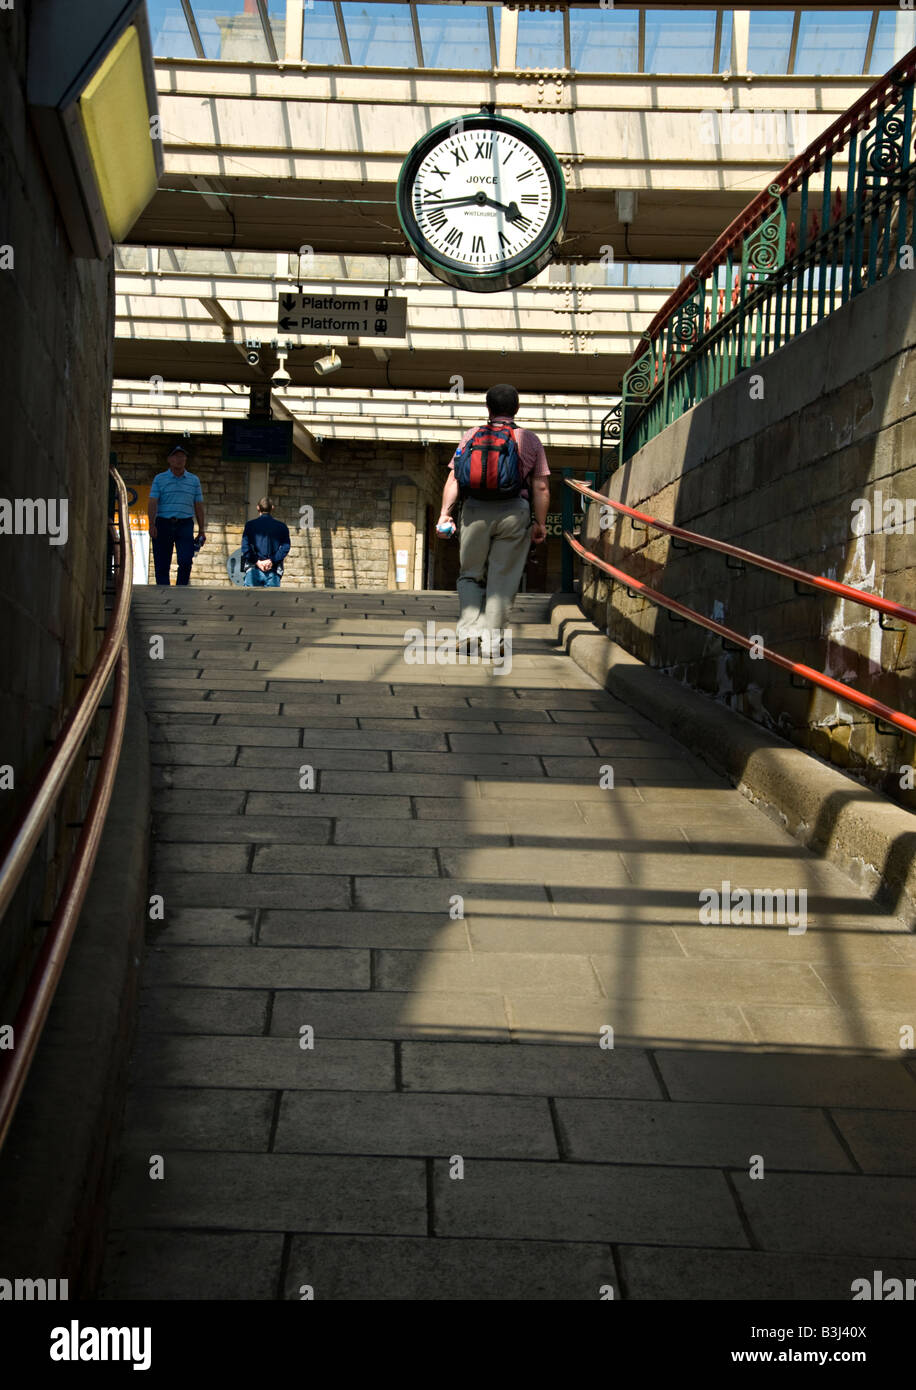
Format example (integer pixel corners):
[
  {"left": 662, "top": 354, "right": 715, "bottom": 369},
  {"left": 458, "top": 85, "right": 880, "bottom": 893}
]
[
  {"left": 579, "top": 270, "right": 915, "bottom": 808},
  {"left": 0, "top": 11, "right": 115, "bottom": 1012}
]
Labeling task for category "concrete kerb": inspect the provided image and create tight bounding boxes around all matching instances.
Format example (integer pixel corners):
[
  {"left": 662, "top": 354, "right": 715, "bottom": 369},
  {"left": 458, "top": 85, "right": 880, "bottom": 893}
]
[
  {"left": 0, "top": 614, "right": 152, "bottom": 1294},
  {"left": 549, "top": 595, "right": 916, "bottom": 930}
]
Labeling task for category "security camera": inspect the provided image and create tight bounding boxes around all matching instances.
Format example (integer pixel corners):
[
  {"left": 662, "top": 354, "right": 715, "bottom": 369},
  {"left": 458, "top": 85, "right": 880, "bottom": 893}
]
[
  {"left": 313, "top": 350, "right": 342, "bottom": 377},
  {"left": 246, "top": 350, "right": 260, "bottom": 366},
  {"left": 272, "top": 351, "right": 291, "bottom": 388}
]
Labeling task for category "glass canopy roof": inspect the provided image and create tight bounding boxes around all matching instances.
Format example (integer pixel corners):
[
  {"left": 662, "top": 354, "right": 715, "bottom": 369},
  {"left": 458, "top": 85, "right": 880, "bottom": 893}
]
[{"left": 145, "top": 3, "right": 914, "bottom": 76}]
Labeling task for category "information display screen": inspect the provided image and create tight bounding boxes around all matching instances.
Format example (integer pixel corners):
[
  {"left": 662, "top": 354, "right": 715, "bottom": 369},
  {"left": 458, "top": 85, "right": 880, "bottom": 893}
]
[{"left": 221, "top": 420, "right": 294, "bottom": 466}]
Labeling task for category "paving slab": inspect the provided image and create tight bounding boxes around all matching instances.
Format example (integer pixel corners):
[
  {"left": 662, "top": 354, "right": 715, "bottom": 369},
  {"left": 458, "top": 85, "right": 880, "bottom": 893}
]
[
  {"left": 119, "top": 1087, "right": 275, "bottom": 1151},
  {"left": 152, "top": 843, "right": 251, "bottom": 874},
  {"left": 432, "top": 1159, "right": 747, "bottom": 1246},
  {"left": 252, "top": 845, "right": 438, "bottom": 877},
  {"left": 507, "top": 997, "right": 755, "bottom": 1046},
  {"left": 259, "top": 910, "right": 469, "bottom": 951},
  {"left": 153, "top": 815, "right": 333, "bottom": 846},
  {"left": 284, "top": 1234, "right": 615, "bottom": 1300},
  {"left": 274, "top": 1091, "right": 557, "bottom": 1159},
  {"left": 400, "top": 1041, "right": 662, "bottom": 1098},
  {"left": 107, "top": 1153, "right": 426, "bottom": 1234},
  {"left": 554, "top": 1097, "right": 852, "bottom": 1169},
  {"left": 150, "top": 907, "right": 255, "bottom": 944},
  {"left": 376, "top": 949, "right": 604, "bottom": 997},
  {"left": 270, "top": 989, "right": 510, "bottom": 1041},
  {"left": 617, "top": 1247, "right": 916, "bottom": 1301},
  {"left": 733, "top": 1172, "right": 916, "bottom": 1257},
  {"left": 354, "top": 877, "right": 550, "bottom": 914},
  {"left": 100, "top": 1232, "right": 284, "bottom": 1300},
  {"left": 654, "top": 1051, "right": 916, "bottom": 1108},
  {"left": 239, "top": 745, "right": 391, "bottom": 771},
  {"left": 150, "top": 743, "right": 238, "bottom": 766},
  {"left": 827, "top": 1108, "right": 916, "bottom": 1175},
  {"left": 132, "top": 1035, "right": 393, "bottom": 1090},
  {"left": 137, "top": 986, "right": 269, "bottom": 1035},
  {"left": 142, "top": 944, "right": 368, "bottom": 990}
]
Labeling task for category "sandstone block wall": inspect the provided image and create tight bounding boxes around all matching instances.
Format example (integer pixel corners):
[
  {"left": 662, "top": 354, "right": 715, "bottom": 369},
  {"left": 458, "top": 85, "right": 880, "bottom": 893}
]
[{"left": 580, "top": 270, "right": 915, "bottom": 808}]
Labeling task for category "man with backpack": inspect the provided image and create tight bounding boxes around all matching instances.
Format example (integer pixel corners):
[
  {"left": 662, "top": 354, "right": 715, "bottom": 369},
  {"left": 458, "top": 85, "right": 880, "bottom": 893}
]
[{"left": 437, "top": 384, "right": 549, "bottom": 646}]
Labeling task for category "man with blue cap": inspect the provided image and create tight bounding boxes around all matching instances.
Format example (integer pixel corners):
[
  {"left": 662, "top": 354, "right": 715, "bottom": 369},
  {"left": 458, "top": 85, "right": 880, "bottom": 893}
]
[{"left": 147, "top": 441, "right": 206, "bottom": 585}]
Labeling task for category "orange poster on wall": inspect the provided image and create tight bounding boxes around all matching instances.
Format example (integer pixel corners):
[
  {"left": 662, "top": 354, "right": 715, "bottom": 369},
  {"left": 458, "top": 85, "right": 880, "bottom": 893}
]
[{"left": 124, "top": 483, "right": 151, "bottom": 584}]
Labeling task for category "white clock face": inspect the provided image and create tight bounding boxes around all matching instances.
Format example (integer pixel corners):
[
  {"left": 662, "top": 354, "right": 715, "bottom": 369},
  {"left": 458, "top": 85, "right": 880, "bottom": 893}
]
[{"left": 410, "top": 126, "right": 554, "bottom": 273}]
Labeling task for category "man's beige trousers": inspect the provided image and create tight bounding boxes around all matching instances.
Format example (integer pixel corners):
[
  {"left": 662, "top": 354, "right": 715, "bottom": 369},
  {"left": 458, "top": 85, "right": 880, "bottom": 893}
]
[{"left": 456, "top": 496, "right": 532, "bottom": 636}]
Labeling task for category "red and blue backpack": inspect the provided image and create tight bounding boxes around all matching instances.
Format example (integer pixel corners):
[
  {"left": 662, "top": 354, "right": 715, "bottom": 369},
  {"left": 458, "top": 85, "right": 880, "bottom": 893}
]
[{"left": 453, "top": 422, "right": 522, "bottom": 500}]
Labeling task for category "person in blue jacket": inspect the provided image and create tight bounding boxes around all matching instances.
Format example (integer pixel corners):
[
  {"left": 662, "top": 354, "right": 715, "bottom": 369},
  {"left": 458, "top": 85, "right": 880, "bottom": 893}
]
[{"left": 241, "top": 497, "right": 291, "bottom": 587}]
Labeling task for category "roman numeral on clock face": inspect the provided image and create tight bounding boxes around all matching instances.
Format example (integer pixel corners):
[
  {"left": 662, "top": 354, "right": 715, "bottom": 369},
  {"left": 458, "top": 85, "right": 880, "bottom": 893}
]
[
  {"left": 444, "top": 227, "right": 463, "bottom": 247},
  {"left": 472, "top": 236, "right": 485, "bottom": 254},
  {"left": 452, "top": 146, "right": 468, "bottom": 166},
  {"left": 521, "top": 194, "right": 539, "bottom": 204},
  {"left": 516, "top": 168, "right": 534, "bottom": 181},
  {"left": 498, "top": 231, "right": 512, "bottom": 249},
  {"left": 513, "top": 215, "right": 532, "bottom": 233},
  {"left": 431, "top": 165, "right": 448, "bottom": 180},
  {"left": 428, "top": 210, "right": 447, "bottom": 231},
  {"left": 475, "top": 140, "right": 492, "bottom": 159}
]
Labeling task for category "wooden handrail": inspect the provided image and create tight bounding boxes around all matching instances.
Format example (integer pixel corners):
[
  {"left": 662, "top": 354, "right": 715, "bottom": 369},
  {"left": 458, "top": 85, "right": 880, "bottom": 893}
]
[{"left": 0, "top": 467, "right": 133, "bottom": 1150}]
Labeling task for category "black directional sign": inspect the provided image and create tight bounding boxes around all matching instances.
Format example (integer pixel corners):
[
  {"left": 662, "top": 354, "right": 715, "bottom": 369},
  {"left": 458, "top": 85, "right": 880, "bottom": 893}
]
[{"left": 277, "top": 293, "right": 407, "bottom": 337}]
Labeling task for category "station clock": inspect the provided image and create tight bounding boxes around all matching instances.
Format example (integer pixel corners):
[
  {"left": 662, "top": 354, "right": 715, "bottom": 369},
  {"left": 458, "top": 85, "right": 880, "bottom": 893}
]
[{"left": 396, "top": 113, "right": 567, "bottom": 293}]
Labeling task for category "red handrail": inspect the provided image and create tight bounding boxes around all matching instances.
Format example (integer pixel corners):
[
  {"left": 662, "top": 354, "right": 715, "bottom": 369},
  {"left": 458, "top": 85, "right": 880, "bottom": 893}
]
[
  {"left": 567, "top": 478, "right": 916, "bottom": 627},
  {"left": 565, "top": 530, "right": 916, "bottom": 738},
  {"left": 0, "top": 467, "right": 133, "bottom": 1151},
  {"left": 629, "top": 45, "right": 916, "bottom": 365}
]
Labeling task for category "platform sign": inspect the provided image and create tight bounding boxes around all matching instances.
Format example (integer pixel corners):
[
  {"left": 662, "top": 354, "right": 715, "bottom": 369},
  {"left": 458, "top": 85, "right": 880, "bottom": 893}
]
[{"left": 277, "top": 293, "right": 407, "bottom": 338}]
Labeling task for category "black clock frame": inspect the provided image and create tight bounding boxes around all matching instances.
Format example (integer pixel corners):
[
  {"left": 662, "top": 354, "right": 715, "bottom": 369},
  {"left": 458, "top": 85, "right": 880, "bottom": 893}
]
[{"left": 396, "top": 113, "right": 567, "bottom": 294}]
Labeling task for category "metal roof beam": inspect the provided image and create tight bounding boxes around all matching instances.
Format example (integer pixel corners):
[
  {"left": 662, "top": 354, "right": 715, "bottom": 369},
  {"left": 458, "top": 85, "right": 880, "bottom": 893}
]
[
  {"left": 333, "top": 0, "right": 351, "bottom": 65},
  {"left": 409, "top": 0, "right": 424, "bottom": 67},
  {"left": 180, "top": 0, "right": 206, "bottom": 59},
  {"left": 255, "top": 0, "right": 278, "bottom": 62}
]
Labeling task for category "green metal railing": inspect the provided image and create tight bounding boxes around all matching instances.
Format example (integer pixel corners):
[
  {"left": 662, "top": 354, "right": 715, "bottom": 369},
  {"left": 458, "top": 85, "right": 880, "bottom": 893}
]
[{"left": 603, "top": 46, "right": 916, "bottom": 481}]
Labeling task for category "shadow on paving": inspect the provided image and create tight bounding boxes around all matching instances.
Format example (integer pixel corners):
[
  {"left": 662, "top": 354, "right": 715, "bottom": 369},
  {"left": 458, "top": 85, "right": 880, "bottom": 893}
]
[{"left": 99, "top": 589, "right": 916, "bottom": 1301}]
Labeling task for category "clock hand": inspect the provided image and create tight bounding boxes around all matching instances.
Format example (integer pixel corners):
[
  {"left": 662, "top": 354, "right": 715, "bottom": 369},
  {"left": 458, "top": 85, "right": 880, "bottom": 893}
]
[
  {"left": 420, "top": 194, "right": 525, "bottom": 221},
  {"left": 420, "top": 196, "right": 478, "bottom": 209}
]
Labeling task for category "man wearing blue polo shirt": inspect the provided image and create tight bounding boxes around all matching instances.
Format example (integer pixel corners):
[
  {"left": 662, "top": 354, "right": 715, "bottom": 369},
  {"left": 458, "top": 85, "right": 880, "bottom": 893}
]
[{"left": 148, "top": 442, "right": 206, "bottom": 586}]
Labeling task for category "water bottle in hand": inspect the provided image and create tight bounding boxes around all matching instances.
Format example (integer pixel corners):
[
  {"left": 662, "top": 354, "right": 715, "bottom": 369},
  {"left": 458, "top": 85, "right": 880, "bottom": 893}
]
[{"left": 436, "top": 518, "right": 457, "bottom": 538}]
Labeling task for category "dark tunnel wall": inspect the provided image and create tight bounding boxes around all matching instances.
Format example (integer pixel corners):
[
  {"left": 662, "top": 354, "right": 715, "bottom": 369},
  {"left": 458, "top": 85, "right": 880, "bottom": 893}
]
[{"left": 0, "top": 9, "right": 115, "bottom": 1014}]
